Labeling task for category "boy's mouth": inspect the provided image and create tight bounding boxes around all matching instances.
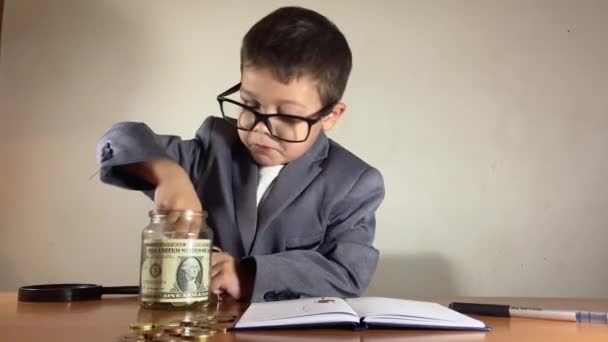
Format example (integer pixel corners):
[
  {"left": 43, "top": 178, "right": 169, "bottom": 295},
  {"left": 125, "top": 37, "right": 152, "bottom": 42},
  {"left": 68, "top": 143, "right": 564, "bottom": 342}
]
[{"left": 251, "top": 143, "right": 275, "bottom": 153}]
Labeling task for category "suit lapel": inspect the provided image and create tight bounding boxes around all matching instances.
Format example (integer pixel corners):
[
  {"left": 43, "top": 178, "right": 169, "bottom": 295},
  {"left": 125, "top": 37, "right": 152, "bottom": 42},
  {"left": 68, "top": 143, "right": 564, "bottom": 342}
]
[
  {"left": 257, "top": 132, "right": 329, "bottom": 234},
  {"left": 231, "top": 143, "right": 258, "bottom": 256}
]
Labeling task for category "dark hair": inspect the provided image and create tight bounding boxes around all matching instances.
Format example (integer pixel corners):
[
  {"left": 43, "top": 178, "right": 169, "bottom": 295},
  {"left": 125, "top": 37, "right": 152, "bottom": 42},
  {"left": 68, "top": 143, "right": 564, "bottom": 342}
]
[{"left": 241, "top": 7, "right": 352, "bottom": 108}]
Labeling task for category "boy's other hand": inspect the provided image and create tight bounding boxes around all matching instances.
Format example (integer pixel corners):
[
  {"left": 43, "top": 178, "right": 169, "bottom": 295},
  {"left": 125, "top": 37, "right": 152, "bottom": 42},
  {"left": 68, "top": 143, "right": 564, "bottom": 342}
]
[{"left": 210, "top": 252, "right": 253, "bottom": 301}]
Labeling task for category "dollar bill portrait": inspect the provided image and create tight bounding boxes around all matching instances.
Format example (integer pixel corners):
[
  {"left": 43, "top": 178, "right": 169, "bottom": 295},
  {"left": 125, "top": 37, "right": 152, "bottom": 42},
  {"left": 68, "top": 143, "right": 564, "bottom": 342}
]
[{"left": 176, "top": 257, "right": 203, "bottom": 293}]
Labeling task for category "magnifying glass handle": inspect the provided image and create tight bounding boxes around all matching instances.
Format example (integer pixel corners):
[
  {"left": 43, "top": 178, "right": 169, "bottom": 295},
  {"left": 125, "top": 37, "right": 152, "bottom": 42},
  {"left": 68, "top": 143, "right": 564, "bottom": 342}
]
[{"left": 102, "top": 286, "right": 140, "bottom": 295}]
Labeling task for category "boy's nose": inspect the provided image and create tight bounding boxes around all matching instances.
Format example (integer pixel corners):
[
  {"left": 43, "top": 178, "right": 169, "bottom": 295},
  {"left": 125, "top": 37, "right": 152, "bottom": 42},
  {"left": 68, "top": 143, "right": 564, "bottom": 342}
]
[{"left": 251, "top": 120, "right": 272, "bottom": 135}]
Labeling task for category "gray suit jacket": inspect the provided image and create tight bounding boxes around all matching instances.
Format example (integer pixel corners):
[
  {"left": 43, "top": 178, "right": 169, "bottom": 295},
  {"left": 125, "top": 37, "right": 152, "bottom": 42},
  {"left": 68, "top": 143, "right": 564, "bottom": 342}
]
[{"left": 97, "top": 116, "right": 385, "bottom": 302}]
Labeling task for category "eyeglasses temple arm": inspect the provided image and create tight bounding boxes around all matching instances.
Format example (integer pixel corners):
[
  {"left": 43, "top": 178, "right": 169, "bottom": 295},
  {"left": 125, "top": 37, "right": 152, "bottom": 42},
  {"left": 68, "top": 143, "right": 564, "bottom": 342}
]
[{"left": 217, "top": 83, "right": 242, "bottom": 99}]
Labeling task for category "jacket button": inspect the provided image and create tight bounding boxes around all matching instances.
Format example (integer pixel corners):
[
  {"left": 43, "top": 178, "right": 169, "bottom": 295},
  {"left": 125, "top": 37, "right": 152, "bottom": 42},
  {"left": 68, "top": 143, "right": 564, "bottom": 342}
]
[
  {"left": 264, "top": 290, "right": 300, "bottom": 302},
  {"left": 264, "top": 291, "right": 278, "bottom": 302},
  {"left": 101, "top": 142, "right": 113, "bottom": 162},
  {"left": 278, "top": 290, "right": 300, "bottom": 300}
]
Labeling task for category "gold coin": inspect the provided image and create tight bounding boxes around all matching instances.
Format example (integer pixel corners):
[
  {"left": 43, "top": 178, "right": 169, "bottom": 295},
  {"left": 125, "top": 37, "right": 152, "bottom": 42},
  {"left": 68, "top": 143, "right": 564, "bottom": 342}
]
[
  {"left": 142, "top": 329, "right": 165, "bottom": 340},
  {"left": 156, "top": 322, "right": 181, "bottom": 328},
  {"left": 183, "top": 327, "right": 214, "bottom": 334},
  {"left": 193, "top": 320, "right": 215, "bottom": 327},
  {"left": 118, "top": 332, "right": 145, "bottom": 341},
  {"left": 192, "top": 316, "right": 216, "bottom": 323},
  {"left": 129, "top": 322, "right": 156, "bottom": 331},
  {"left": 180, "top": 320, "right": 201, "bottom": 327},
  {"left": 189, "top": 320, "right": 214, "bottom": 327},
  {"left": 150, "top": 337, "right": 183, "bottom": 342},
  {"left": 180, "top": 327, "right": 214, "bottom": 341},
  {"left": 163, "top": 326, "right": 186, "bottom": 336},
  {"left": 182, "top": 335, "right": 210, "bottom": 341}
]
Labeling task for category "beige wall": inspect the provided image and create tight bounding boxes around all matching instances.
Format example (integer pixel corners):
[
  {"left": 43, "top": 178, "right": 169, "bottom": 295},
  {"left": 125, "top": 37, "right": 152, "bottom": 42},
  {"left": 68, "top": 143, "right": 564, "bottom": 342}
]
[{"left": 1, "top": 0, "right": 607, "bottom": 297}]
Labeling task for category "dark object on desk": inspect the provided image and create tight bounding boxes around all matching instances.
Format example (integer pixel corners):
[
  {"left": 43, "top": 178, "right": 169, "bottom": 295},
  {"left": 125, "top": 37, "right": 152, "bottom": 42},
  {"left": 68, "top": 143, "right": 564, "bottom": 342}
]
[
  {"left": 449, "top": 302, "right": 511, "bottom": 317},
  {"left": 18, "top": 284, "right": 139, "bottom": 302}
]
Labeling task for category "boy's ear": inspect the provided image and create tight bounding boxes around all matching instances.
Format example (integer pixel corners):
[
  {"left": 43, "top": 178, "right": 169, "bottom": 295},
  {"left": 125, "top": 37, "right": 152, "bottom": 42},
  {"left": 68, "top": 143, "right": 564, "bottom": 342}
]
[{"left": 321, "top": 103, "right": 346, "bottom": 131}]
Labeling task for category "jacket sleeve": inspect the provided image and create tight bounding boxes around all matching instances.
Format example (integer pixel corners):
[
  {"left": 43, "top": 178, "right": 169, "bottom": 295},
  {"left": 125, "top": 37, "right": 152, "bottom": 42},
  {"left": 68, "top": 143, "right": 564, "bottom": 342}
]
[
  {"left": 96, "top": 116, "right": 216, "bottom": 192},
  {"left": 242, "top": 167, "right": 385, "bottom": 302}
]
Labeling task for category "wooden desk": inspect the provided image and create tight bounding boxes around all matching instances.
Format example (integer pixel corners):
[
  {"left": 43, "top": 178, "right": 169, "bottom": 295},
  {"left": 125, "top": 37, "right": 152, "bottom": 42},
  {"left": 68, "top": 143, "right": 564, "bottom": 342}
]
[{"left": 1, "top": 292, "right": 607, "bottom": 341}]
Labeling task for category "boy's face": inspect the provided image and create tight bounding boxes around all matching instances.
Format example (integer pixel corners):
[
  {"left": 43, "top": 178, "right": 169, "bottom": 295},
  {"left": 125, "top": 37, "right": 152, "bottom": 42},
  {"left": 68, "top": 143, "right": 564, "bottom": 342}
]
[{"left": 238, "top": 67, "right": 345, "bottom": 166}]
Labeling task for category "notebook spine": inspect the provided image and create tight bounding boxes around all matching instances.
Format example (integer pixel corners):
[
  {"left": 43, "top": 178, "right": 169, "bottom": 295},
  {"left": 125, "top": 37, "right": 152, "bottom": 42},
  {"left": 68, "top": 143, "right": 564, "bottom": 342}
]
[{"left": 354, "top": 321, "right": 368, "bottom": 331}]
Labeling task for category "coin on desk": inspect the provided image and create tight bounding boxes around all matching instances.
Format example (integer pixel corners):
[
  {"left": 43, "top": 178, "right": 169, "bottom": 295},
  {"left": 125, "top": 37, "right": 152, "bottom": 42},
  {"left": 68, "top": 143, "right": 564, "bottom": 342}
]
[
  {"left": 118, "top": 332, "right": 146, "bottom": 341},
  {"left": 149, "top": 336, "right": 184, "bottom": 342},
  {"left": 156, "top": 322, "right": 181, "bottom": 328},
  {"left": 161, "top": 326, "right": 186, "bottom": 336},
  {"left": 213, "top": 327, "right": 229, "bottom": 333},
  {"left": 142, "top": 328, "right": 166, "bottom": 340},
  {"left": 180, "top": 326, "right": 215, "bottom": 340},
  {"left": 180, "top": 319, "right": 203, "bottom": 327},
  {"left": 129, "top": 322, "right": 156, "bottom": 331},
  {"left": 192, "top": 316, "right": 217, "bottom": 324}
]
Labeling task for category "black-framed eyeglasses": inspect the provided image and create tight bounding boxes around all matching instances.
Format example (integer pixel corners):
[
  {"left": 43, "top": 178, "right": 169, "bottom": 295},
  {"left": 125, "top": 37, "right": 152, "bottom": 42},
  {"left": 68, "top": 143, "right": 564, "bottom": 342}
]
[{"left": 217, "top": 83, "right": 335, "bottom": 143}]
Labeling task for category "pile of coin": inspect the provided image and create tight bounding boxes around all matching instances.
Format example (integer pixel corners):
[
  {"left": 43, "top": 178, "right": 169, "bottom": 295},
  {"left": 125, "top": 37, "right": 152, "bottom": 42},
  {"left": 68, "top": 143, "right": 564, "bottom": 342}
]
[{"left": 120, "top": 314, "right": 237, "bottom": 341}]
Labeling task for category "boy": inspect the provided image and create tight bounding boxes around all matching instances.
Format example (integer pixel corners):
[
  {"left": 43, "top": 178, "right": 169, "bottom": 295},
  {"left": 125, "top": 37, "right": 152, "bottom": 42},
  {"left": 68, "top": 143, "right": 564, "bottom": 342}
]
[{"left": 97, "top": 6, "right": 385, "bottom": 302}]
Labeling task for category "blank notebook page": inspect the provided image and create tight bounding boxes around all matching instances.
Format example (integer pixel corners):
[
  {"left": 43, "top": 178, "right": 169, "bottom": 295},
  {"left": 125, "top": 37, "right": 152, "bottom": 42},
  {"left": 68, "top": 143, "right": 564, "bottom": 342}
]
[
  {"left": 345, "top": 297, "right": 485, "bottom": 327},
  {"left": 235, "top": 297, "right": 359, "bottom": 328}
]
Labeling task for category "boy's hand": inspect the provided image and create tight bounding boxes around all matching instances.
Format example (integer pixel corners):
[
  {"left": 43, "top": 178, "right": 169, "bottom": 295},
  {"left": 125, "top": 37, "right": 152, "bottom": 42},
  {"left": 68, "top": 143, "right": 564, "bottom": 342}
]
[
  {"left": 124, "top": 159, "right": 201, "bottom": 210},
  {"left": 156, "top": 170, "right": 202, "bottom": 237},
  {"left": 124, "top": 160, "right": 202, "bottom": 236},
  {"left": 210, "top": 252, "right": 253, "bottom": 301},
  {"left": 154, "top": 168, "right": 201, "bottom": 212}
]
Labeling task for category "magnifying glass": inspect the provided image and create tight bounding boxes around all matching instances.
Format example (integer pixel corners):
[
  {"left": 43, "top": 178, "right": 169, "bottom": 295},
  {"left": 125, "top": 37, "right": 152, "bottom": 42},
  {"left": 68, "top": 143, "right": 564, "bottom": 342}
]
[{"left": 18, "top": 284, "right": 139, "bottom": 302}]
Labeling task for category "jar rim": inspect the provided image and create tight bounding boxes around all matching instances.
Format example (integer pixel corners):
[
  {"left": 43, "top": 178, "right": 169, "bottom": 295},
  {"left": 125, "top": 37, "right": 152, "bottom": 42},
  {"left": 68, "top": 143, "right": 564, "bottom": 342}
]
[{"left": 148, "top": 209, "right": 207, "bottom": 218}]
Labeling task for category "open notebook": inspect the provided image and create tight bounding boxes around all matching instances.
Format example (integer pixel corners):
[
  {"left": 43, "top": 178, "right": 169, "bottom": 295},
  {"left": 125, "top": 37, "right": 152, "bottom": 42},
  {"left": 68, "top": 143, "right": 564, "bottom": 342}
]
[{"left": 233, "top": 297, "right": 489, "bottom": 331}]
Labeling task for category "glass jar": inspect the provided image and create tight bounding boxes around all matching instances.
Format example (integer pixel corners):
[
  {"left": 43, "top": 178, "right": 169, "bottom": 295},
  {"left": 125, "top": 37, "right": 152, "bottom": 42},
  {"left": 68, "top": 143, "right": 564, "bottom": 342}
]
[{"left": 139, "top": 209, "right": 213, "bottom": 310}]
